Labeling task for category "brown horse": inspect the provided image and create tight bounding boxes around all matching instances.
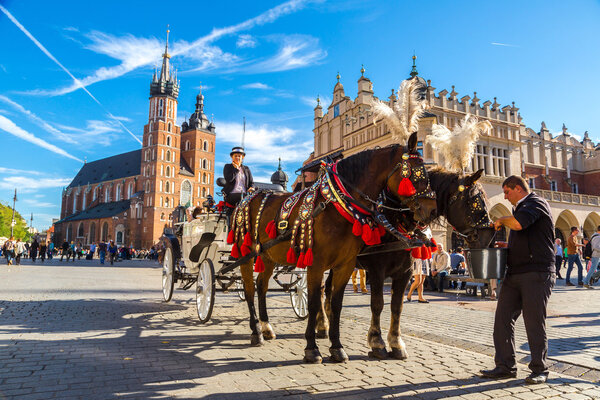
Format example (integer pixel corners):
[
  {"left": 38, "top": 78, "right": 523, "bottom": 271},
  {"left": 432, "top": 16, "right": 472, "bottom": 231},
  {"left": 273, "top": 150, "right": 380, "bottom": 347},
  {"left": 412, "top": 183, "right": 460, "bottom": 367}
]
[
  {"left": 335, "top": 167, "right": 495, "bottom": 359},
  {"left": 235, "top": 132, "right": 437, "bottom": 363}
]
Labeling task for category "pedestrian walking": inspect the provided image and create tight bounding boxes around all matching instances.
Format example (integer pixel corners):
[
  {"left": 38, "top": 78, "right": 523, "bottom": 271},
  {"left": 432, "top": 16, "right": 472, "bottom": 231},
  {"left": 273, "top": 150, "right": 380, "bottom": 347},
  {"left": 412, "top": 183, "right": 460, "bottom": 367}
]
[
  {"left": 406, "top": 255, "right": 430, "bottom": 303},
  {"left": 481, "top": 176, "right": 555, "bottom": 384},
  {"left": 351, "top": 267, "right": 367, "bottom": 293},
  {"left": 98, "top": 241, "right": 107, "bottom": 264},
  {"left": 4, "top": 237, "right": 15, "bottom": 265},
  {"left": 60, "top": 240, "right": 69, "bottom": 261},
  {"left": 554, "top": 238, "right": 564, "bottom": 279},
  {"left": 108, "top": 241, "right": 118, "bottom": 265},
  {"left": 565, "top": 227, "right": 585, "bottom": 286},
  {"left": 76, "top": 242, "right": 83, "bottom": 260},
  {"left": 47, "top": 241, "right": 54, "bottom": 260},
  {"left": 31, "top": 238, "right": 39, "bottom": 262},
  {"left": 39, "top": 241, "right": 47, "bottom": 262},
  {"left": 15, "top": 238, "right": 26, "bottom": 265},
  {"left": 583, "top": 226, "right": 600, "bottom": 289}
]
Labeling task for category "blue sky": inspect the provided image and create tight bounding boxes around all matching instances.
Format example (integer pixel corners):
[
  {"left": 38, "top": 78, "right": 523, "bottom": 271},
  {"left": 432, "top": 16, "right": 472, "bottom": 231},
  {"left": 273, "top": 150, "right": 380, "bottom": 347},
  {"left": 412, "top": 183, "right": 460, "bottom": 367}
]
[{"left": 1, "top": 0, "right": 599, "bottom": 231}]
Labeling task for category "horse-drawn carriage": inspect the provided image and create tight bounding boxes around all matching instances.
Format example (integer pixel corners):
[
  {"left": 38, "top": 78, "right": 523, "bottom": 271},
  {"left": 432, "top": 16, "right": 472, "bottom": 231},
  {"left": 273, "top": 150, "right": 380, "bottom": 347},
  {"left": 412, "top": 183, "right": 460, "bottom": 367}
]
[{"left": 160, "top": 186, "right": 309, "bottom": 323}]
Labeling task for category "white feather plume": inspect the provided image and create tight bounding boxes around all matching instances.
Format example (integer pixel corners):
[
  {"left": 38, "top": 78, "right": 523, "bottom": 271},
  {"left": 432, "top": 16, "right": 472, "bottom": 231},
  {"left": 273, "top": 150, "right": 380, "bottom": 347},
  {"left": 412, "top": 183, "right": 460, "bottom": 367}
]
[
  {"left": 426, "top": 115, "right": 492, "bottom": 171},
  {"left": 371, "top": 78, "right": 429, "bottom": 143}
]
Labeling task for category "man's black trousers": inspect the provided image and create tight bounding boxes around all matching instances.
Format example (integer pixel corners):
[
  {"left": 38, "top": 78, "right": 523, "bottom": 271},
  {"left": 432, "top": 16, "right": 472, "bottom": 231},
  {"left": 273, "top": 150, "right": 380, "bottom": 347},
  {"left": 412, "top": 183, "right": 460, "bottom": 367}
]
[{"left": 493, "top": 271, "right": 555, "bottom": 374}]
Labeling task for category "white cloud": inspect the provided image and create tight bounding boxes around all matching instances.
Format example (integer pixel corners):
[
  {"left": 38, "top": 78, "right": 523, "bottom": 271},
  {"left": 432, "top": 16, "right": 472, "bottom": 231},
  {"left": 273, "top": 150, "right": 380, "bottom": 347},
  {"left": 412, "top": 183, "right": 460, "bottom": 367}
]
[
  {"left": 241, "top": 82, "right": 272, "bottom": 90},
  {"left": 0, "top": 176, "right": 71, "bottom": 191},
  {"left": 300, "top": 94, "right": 331, "bottom": 108},
  {"left": 241, "top": 35, "right": 326, "bottom": 73},
  {"left": 237, "top": 34, "right": 257, "bottom": 48},
  {"left": 491, "top": 42, "right": 519, "bottom": 48},
  {"left": 0, "top": 115, "right": 82, "bottom": 162},
  {"left": 217, "top": 121, "right": 312, "bottom": 164},
  {"left": 23, "top": 199, "right": 55, "bottom": 208},
  {"left": 0, "top": 167, "right": 43, "bottom": 176}
]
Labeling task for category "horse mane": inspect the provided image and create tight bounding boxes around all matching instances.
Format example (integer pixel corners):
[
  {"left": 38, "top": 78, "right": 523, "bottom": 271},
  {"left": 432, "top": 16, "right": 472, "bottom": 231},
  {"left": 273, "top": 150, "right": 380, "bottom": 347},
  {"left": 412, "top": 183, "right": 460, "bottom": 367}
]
[{"left": 336, "top": 144, "right": 403, "bottom": 185}]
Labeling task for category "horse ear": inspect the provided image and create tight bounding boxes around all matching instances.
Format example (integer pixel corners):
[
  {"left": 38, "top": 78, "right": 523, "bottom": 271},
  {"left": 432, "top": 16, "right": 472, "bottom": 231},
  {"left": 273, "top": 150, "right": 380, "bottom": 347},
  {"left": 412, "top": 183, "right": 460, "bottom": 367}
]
[
  {"left": 407, "top": 132, "right": 418, "bottom": 153},
  {"left": 465, "top": 169, "right": 484, "bottom": 186}
]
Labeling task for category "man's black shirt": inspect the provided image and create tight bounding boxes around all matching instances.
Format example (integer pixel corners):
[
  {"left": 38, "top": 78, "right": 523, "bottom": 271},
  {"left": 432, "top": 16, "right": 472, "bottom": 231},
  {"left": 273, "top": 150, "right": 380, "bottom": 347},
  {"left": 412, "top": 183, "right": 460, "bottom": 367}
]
[{"left": 507, "top": 192, "right": 555, "bottom": 274}]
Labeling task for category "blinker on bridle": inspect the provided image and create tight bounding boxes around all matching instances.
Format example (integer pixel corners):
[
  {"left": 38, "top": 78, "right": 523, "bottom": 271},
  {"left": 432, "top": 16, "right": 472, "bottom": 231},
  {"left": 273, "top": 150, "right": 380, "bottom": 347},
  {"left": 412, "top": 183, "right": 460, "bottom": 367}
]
[
  {"left": 386, "top": 152, "right": 436, "bottom": 213},
  {"left": 448, "top": 181, "right": 492, "bottom": 242}
]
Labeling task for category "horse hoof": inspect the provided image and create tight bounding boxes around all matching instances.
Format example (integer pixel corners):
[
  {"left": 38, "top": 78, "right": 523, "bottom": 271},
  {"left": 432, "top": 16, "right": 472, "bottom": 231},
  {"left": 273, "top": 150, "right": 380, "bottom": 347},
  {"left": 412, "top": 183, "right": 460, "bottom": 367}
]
[
  {"left": 316, "top": 330, "right": 328, "bottom": 339},
  {"left": 368, "top": 348, "right": 389, "bottom": 360},
  {"left": 389, "top": 347, "right": 408, "bottom": 360},
  {"left": 303, "top": 349, "right": 323, "bottom": 364},
  {"left": 329, "top": 347, "right": 349, "bottom": 363},
  {"left": 250, "top": 334, "right": 264, "bottom": 347},
  {"left": 262, "top": 330, "right": 276, "bottom": 341}
]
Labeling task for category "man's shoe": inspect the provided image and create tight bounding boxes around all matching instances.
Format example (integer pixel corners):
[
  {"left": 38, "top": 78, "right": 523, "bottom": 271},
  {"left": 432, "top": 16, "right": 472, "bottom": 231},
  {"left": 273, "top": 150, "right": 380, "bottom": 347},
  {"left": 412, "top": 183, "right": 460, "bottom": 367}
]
[
  {"left": 525, "top": 372, "right": 548, "bottom": 384},
  {"left": 480, "top": 367, "right": 517, "bottom": 379},
  {"left": 583, "top": 284, "right": 594, "bottom": 289},
  {"left": 566, "top": 282, "right": 575, "bottom": 286}
]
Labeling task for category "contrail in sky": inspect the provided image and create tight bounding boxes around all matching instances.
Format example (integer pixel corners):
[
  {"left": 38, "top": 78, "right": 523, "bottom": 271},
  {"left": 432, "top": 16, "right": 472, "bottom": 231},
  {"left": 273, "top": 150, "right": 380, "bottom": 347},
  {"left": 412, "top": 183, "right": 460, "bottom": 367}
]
[{"left": 0, "top": 4, "right": 143, "bottom": 145}]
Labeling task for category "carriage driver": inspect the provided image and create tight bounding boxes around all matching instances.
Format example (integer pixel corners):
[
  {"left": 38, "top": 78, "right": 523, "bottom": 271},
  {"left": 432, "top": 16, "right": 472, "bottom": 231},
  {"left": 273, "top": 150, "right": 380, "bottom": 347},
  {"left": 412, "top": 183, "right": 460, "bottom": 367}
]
[{"left": 223, "top": 146, "right": 254, "bottom": 210}]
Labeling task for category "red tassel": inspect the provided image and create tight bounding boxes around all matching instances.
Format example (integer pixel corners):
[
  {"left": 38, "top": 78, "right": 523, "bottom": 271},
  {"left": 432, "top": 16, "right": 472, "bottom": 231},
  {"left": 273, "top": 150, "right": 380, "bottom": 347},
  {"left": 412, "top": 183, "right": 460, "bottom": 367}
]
[
  {"left": 231, "top": 243, "right": 240, "bottom": 258},
  {"left": 352, "top": 220, "right": 362, "bottom": 236},
  {"left": 378, "top": 225, "right": 386, "bottom": 237},
  {"left": 304, "top": 248, "right": 314, "bottom": 266},
  {"left": 286, "top": 247, "right": 297, "bottom": 264},
  {"left": 296, "top": 252, "right": 306, "bottom": 269},
  {"left": 423, "top": 246, "right": 431, "bottom": 260},
  {"left": 243, "top": 232, "right": 252, "bottom": 247},
  {"left": 254, "top": 255, "right": 265, "bottom": 273},
  {"left": 241, "top": 244, "right": 251, "bottom": 257},
  {"left": 265, "top": 220, "right": 277, "bottom": 239},
  {"left": 361, "top": 224, "right": 372, "bottom": 243},
  {"left": 370, "top": 229, "right": 381, "bottom": 245},
  {"left": 227, "top": 230, "right": 235, "bottom": 245},
  {"left": 397, "top": 177, "right": 416, "bottom": 197},
  {"left": 411, "top": 247, "right": 422, "bottom": 259}
]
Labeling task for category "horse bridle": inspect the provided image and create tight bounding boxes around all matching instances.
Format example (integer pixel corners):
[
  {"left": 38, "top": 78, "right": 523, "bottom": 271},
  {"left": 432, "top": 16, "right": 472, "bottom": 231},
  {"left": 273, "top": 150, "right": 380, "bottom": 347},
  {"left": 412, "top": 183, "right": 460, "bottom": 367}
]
[
  {"left": 384, "top": 152, "right": 436, "bottom": 214},
  {"left": 447, "top": 182, "right": 492, "bottom": 242}
]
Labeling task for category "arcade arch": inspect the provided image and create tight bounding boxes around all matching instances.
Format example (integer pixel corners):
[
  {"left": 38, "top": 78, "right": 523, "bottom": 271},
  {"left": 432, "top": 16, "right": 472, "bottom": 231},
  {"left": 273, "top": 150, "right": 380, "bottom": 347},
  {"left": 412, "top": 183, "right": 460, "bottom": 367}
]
[
  {"left": 555, "top": 210, "right": 579, "bottom": 245},
  {"left": 583, "top": 212, "right": 600, "bottom": 238}
]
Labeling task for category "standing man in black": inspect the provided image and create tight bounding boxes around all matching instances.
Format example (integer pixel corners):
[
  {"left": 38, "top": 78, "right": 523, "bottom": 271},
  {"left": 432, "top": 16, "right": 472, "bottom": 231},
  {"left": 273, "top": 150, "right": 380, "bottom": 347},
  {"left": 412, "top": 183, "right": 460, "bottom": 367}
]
[
  {"left": 481, "top": 175, "right": 556, "bottom": 384},
  {"left": 223, "top": 146, "right": 254, "bottom": 210}
]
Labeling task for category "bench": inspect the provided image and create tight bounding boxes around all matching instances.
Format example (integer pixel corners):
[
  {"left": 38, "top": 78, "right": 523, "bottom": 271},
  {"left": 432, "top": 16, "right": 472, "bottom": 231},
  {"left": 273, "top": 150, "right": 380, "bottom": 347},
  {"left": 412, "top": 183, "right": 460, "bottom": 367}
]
[{"left": 444, "top": 275, "right": 493, "bottom": 297}]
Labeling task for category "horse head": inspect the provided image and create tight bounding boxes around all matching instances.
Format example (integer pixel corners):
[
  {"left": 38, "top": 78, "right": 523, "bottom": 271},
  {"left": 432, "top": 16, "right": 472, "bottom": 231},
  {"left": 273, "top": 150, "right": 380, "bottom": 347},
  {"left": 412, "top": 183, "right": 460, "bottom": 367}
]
[
  {"left": 432, "top": 168, "right": 495, "bottom": 249},
  {"left": 384, "top": 132, "right": 437, "bottom": 224}
]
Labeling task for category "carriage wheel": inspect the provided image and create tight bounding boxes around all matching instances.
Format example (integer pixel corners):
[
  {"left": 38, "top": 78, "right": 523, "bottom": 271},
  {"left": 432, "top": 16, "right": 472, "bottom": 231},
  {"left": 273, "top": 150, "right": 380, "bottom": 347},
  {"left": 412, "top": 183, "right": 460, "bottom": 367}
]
[
  {"left": 196, "top": 258, "right": 216, "bottom": 323},
  {"left": 162, "top": 246, "right": 175, "bottom": 302},
  {"left": 290, "top": 271, "right": 308, "bottom": 320},
  {"left": 236, "top": 279, "right": 246, "bottom": 301}
]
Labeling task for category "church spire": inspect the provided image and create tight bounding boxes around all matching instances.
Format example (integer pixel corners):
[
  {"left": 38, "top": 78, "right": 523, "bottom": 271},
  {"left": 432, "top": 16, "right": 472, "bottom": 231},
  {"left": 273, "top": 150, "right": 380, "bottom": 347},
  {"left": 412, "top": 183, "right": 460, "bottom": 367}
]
[
  {"left": 150, "top": 26, "right": 179, "bottom": 99},
  {"left": 410, "top": 53, "right": 418, "bottom": 78},
  {"left": 159, "top": 26, "right": 171, "bottom": 82}
]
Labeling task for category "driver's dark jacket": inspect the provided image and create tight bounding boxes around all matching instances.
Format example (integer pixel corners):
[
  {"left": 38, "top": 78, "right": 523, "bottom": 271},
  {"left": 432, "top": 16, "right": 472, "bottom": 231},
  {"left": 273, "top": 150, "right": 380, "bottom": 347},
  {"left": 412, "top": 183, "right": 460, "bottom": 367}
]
[
  {"left": 222, "top": 164, "right": 253, "bottom": 197},
  {"left": 507, "top": 192, "right": 555, "bottom": 274}
]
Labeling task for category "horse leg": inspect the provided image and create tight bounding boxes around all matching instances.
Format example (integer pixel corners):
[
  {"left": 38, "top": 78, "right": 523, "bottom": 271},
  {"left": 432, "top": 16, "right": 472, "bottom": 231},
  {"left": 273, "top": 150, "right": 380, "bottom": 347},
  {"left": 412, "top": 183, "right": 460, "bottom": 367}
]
[
  {"left": 366, "top": 266, "right": 388, "bottom": 359},
  {"left": 316, "top": 272, "right": 331, "bottom": 339},
  {"left": 240, "top": 263, "right": 263, "bottom": 346},
  {"left": 304, "top": 268, "right": 324, "bottom": 363},
  {"left": 388, "top": 268, "right": 412, "bottom": 359},
  {"left": 256, "top": 260, "right": 276, "bottom": 340},
  {"left": 327, "top": 263, "right": 354, "bottom": 363}
]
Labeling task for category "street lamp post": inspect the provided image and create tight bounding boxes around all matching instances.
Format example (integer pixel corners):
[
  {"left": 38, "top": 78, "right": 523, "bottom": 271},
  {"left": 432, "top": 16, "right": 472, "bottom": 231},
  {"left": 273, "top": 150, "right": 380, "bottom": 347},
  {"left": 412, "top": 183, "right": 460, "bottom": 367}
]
[{"left": 10, "top": 189, "right": 17, "bottom": 238}]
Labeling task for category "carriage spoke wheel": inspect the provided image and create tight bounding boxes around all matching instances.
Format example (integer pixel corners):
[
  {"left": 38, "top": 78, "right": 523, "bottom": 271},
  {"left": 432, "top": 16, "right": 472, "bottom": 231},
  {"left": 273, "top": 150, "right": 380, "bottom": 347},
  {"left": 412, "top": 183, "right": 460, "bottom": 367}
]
[
  {"left": 162, "top": 246, "right": 175, "bottom": 302},
  {"left": 235, "top": 279, "right": 246, "bottom": 301},
  {"left": 290, "top": 271, "right": 308, "bottom": 319},
  {"left": 196, "top": 258, "right": 216, "bottom": 323}
]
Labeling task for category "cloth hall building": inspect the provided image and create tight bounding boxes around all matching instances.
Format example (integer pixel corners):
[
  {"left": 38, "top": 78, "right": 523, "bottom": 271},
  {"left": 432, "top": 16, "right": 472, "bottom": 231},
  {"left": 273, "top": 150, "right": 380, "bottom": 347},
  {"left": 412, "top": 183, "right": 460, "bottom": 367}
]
[
  {"left": 54, "top": 40, "right": 216, "bottom": 249},
  {"left": 301, "top": 60, "right": 600, "bottom": 247}
]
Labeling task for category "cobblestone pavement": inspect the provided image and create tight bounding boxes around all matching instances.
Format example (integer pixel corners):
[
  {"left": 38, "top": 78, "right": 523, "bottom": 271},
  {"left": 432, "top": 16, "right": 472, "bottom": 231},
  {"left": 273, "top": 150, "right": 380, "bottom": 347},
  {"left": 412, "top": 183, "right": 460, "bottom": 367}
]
[{"left": 0, "top": 258, "right": 599, "bottom": 399}]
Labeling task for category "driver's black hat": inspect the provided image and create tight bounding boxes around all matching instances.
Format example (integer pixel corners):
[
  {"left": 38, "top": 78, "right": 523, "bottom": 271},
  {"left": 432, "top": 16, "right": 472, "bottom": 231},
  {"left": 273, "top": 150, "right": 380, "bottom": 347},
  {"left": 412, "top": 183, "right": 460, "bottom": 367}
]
[{"left": 230, "top": 146, "right": 246, "bottom": 156}]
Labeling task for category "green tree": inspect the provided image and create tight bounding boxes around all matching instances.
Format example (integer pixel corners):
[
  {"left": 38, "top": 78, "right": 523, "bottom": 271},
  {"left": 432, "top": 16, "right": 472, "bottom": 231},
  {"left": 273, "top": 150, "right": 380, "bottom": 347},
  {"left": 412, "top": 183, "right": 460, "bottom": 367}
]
[{"left": 0, "top": 201, "right": 32, "bottom": 241}]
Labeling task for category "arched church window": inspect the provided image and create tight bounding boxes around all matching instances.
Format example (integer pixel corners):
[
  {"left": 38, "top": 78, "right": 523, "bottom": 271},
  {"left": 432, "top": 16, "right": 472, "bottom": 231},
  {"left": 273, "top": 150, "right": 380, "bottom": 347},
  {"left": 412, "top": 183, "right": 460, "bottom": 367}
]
[
  {"left": 166, "top": 166, "right": 170, "bottom": 178},
  {"left": 202, "top": 159, "right": 207, "bottom": 169},
  {"left": 166, "top": 150, "right": 171, "bottom": 162},
  {"left": 180, "top": 180, "right": 192, "bottom": 206},
  {"left": 115, "top": 184, "right": 122, "bottom": 201},
  {"left": 159, "top": 99, "right": 163, "bottom": 117},
  {"left": 72, "top": 194, "right": 77, "bottom": 213},
  {"left": 185, "top": 141, "right": 190, "bottom": 151},
  {"left": 105, "top": 187, "right": 110, "bottom": 202},
  {"left": 203, "top": 140, "right": 208, "bottom": 151},
  {"left": 77, "top": 222, "right": 84, "bottom": 238},
  {"left": 202, "top": 173, "right": 207, "bottom": 184},
  {"left": 165, "top": 181, "right": 170, "bottom": 193},
  {"left": 166, "top": 135, "right": 171, "bottom": 146},
  {"left": 148, "top": 135, "right": 153, "bottom": 146},
  {"left": 127, "top": 183, "right": 134, "bottom": 199}
]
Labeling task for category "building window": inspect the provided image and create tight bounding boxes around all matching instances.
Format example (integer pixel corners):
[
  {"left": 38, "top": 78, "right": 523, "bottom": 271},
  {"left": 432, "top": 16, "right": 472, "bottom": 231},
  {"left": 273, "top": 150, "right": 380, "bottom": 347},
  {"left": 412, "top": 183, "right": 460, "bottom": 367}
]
[
  {"left": 127, "top": 183, "right": 134, "bottom": 199},
  {"left": 180, "top": 180, "right": 192, "bottom": 206},
  {"left": 528, "top": 177, "right": 535, "bottom": 189},
  {"left": 165, "top": 181, "right": 170, "bottom": 193},
  {"left": 82, "top": 192, "right": 87, "bottom": 210},
  {"left": 166, "top": 166, "right": 170, "bottom": 178},
  {"left": 166, "top": 135, "right": 171, "bottom": 146},
  {"left": 148, "top": 135, "right": 153, "bottom": 146},
  {"left": 165, "top": 197, "right": 170, "bottom": 208},
  {"left": 416, "top": 141, "right": 424, "bottom": 156},
  {"left": 202, "top": 173, "right": 207, "bottom": 184},
  {"left": 166, "top": 150, "right": 171, "bottom": 162},
  {"left": 167, "top": 123, "right": 172, "bottom": 133},
  {"left": 202, "top": 187, "right": 206, "bottom": 197},
  {"left": 473, "top": 145, "right": 489, "bottom": 174},
  {"left": 203, "top": 140, "right": 208, "bottom": 151},
  {"left": 550, "top": 180, "right": 557, "bottom": 192},
  {"left": 572, "top": 183, "right": 578, "bottom": 194},
  {"left": 115, "top": 184, "right": 122, "bottom": 201},
  {"left": 159, "top": 99, "right": 163, "bottom": 117},
  {"left": 72, "top": 194, "right": 77, "bottom": 213},
  {"left": 185, "top": 140, "right": 191, "bottom": 151},
  {"left": 89, "top": 223, "right": 96, "bottom": 243},
  {"left": 105, "top": 187, "right": 110, "bottom": 202},
  {"left": 202, "top": 159, "right": 207, "bottom": 169}
]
